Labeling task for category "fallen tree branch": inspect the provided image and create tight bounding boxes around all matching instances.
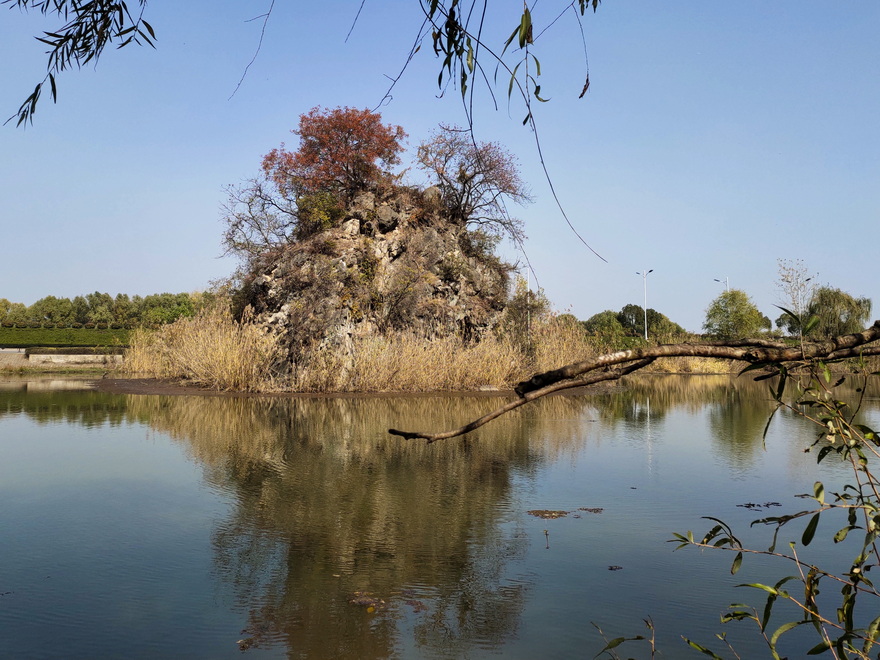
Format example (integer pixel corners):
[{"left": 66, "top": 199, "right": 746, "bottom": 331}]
[{"left": 388, "top": 322, "right": 880, "bottom": 442}]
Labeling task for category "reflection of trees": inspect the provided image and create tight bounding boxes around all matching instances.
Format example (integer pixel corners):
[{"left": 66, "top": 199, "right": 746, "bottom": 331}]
[
  {"left": 0, "top": 383, "right": 129, "bottom": 427},
  {"left": 126, "top": 393, "right": 596, "bottom": 658},
  {"left": 594, "top": 376, "right": 778, "bottom": 467},
  {"left": 592, "top": 375, "right": 751, "bottom": 426},
  {"left": 705, "top": 386, "right": 776, "bottom": 470}
]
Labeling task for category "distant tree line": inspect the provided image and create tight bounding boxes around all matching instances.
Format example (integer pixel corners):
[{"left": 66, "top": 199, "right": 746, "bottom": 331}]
[
  {"left": 701, "top": 260, "right": 872, "bottom": 341},
  {"left": 0, "top": 291, "right": 213, "bottom": 328},
  {"left": 582, "top": 304, "right": 688, "bottom": 348}
]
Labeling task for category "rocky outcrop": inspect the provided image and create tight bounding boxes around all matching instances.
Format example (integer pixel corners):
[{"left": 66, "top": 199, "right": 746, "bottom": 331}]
[{"left": 242, "top": 187, "right": 512, "bottom": 364}]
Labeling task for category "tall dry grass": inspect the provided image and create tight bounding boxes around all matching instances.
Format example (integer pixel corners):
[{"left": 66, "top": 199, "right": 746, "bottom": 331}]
[
  {"left": 124, "top": 306, "right": 281, "bottom": 391},
  {"left": 124, "top": 307, "right": 740, "bottom": 394},
  {"left": 291, "top": 332, "right": 522, "bottom": 392}
]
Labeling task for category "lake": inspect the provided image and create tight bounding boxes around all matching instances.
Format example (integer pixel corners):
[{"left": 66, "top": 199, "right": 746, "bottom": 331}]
[{"left": 1, "top": 375, "right": 877, "bottom": 659}]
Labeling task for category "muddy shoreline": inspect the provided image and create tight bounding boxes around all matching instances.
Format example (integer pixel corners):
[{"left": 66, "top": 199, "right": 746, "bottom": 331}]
[{"left": 89, "top": 377, "right": 625, "bottom": 399}]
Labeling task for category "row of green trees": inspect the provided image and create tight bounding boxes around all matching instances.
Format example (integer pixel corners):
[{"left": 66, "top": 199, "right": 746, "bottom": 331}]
[
  {"left": 703, "top": 285, "right": 872, "bottom": 340},
  {"left": 582, "top": 305, "right": 687, "bottom": 347},
  {"left": 575, "top": 280, "right": 870, "bottom": 348},
  {"left": 0, "top": 291, "right": 213, "bottom": 328}
]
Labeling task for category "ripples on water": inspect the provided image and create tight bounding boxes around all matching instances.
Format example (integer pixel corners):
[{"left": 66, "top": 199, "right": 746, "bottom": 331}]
[{"left": 1, "top": 374, "right": 877, "bottom": 658}]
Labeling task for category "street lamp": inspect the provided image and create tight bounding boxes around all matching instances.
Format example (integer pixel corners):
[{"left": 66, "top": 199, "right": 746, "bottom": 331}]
[
  {"left": 637, "top": 269, "right": 653, "bottom": 340},
  {"left": 714, "top": 277, "right": 729, "bottom": 292}
]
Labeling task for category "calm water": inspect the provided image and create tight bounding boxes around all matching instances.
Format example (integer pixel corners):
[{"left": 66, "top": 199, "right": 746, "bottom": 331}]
[{"left": 1, "top": 375, "right": 878, "bottom": 659}]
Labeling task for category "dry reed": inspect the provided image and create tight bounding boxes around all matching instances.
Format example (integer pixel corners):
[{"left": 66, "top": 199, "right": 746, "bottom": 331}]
[
  {"left": 124, "top": 306, "right": 280, "bottom": 391},
  {"left": 124, "top": 308, "right": 740, "bottom": 394},
  {"left": 291, "top": 332, "right": 522, "bottom": 392}
]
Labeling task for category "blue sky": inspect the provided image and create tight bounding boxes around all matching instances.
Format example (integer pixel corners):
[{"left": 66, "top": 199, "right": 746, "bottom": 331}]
[{"left": 1, "top": 1, "right": 877, "bottom": 332}]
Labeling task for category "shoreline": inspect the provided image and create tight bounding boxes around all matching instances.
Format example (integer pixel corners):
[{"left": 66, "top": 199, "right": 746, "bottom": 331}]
[
  {"left": 5, "top": 370, "right": 755, "bottom": 400},
  {"left": 88, "top": 376, "right": 628, "bottom": 399}
]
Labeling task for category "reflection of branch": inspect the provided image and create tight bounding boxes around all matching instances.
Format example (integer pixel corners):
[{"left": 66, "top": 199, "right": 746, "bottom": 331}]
[
  {"left": 389, "top": 322, "right": 880, "bottom": 442},
  {"left": 390, "top": 358, "right": 654, "bottom": 442}
]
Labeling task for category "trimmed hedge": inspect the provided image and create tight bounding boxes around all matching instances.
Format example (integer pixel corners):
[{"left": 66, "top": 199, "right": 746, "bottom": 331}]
[
  {"left": 0, "top": 327, "right": 130, "bottom": 349},
  {"left": 26, "top": 346, "right": 126, "bottom": 355}
]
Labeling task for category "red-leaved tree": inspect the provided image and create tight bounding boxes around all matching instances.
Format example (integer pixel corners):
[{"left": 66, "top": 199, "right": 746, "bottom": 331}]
[{"left": 262, "top": 106, "right": 407, "bottom": 200}]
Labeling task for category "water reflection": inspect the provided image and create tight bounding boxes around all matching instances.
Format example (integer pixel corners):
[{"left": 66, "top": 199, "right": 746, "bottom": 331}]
[
  {"left": 3, "top": 374, "right": 879, "bottom": 658},
  {"left": 124, "top": 393, "right": 608, "bottom": 657},
  {"left": 0, "top": 384, "right": 129, "bottom": 427}
]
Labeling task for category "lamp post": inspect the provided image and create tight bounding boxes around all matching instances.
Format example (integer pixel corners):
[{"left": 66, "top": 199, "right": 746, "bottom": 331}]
[
  {"left": 636, "top": 269, "right": 653, "bottom": 340},
  {"left": 714, "top": 276, "right": 729, "bottom": 292}
]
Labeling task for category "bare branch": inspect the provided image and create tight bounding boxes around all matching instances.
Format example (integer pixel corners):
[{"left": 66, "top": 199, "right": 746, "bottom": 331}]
[{"left": 388, "top": 322, "right": 880, "bottom": 442}]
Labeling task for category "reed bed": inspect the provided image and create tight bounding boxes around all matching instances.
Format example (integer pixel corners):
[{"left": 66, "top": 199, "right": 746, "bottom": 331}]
[
  {"left": 124, "top": 307, "right": 280, "bottom": 391},
  {"left": 291, "top": 332, "right": 522, "bottom": 393},
  {"left": 125, "top": 309, "right": 743, "bottom": 393}
]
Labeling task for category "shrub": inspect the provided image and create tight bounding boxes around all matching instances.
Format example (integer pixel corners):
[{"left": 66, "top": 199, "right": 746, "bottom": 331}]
[{"left": 295, "top": 191, "right": 345, "bottom": 240}]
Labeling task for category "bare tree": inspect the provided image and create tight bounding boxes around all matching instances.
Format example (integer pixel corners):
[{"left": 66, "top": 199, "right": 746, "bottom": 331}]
[
  {"left": 775, "top": 258, "right": 818, "bottom": 334},
  {"left": 220, "top": 177, "right": 297, "bottom": 264},
  {"left": 417, "top": 125, "right": 531, "bottom": 242}
]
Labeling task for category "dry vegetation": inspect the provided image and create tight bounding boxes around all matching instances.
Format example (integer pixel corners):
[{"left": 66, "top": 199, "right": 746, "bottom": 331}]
[
  {"left": 124, "top": 307, "right": 280, "bottom": 391},
  {"left": 123, "top": 307, "right": 741, "bottom": 393}
]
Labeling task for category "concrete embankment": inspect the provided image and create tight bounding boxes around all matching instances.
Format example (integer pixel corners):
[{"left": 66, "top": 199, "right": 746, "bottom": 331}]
[{"left": 0, "top": 350, "right": 121, "bottom": 369}]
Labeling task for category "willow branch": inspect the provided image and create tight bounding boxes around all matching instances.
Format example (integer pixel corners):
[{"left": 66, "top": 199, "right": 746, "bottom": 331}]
[{"left": 388, "top": 322, "right": 880, "bottom": 443}]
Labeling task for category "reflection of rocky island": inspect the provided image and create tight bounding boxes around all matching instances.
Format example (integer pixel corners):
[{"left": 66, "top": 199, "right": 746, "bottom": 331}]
[
  {"left": 126, "top": 393, "right": 600, "bottom": 657},
  {"left": 5, "top": 375, "right": 879, "bottom": 656}
]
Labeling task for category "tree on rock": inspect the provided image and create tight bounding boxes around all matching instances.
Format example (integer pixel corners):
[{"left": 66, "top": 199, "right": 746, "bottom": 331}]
[
  {"left": 223, "top": 107, "right": 406, "bottom": 262},
  {"left": 416, "top": 125, "right": 530, "bottom": 242},
  {"left": 704, "top": 289, "right": 769, "bottom": 339},
  {"left": 262, "top": 106, "right": 406, "bottom": 200}
]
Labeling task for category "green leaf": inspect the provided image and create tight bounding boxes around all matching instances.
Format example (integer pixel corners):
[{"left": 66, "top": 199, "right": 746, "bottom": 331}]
[
  {"left": 863, "top": 614, "right": 880, "bottom": 654},
  {"left": 740, "top": 583, "right": 778, "bottom": 596},
  {"left": 682, "top": 638, "right": 725, "bottom": 659},
  {"left": 721, "top": 609, "right": 753, "bottom": 623},
  {"left": 769, "top": 620, "right": 804, "bottom": 648},
  {"left": 595, "top": 636, "right": 626, "bottom": 654},
  {"left": 502, "top": 24, "right": 520, "bottom": 54},
  {"left": 804, "top": 315, "right": 821, "bottom": 334},
  {"left": 802, "top": 512, "right": 820, "bottom": 546},
  {"left": 833, "top": 526, "right": 852, "bottom": 543},
  {"left": 739, "top": 361, "right": 771, "bottom": 375},
  {"left": 508, "top": 61, "right": 521, "bottom": 98},
  {"left": 813, "top": 481, "right": 825, "bottom": 504},
  {"left": 775, "top": 369, "right": 788, "bottom": 401},
  {"left": 806, "top": 640, "right": 831, "bottom": 655},
  {"left": 730, "top": 551, "right": 743, "bottom": 575},
  {"left": 518, "top": 8, "right": 532, "bottom": 48}
]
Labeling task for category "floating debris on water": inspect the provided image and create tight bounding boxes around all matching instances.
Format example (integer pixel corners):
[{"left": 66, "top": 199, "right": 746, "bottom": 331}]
[
  {"left": 349, "top": 591, "right": 386, "bottom": 612},
  {"left": 737, "top": 501, "right": 782, "bottom": 510},
  {"left": 527, "top": 510, "right": 569, "bottom": 519}
]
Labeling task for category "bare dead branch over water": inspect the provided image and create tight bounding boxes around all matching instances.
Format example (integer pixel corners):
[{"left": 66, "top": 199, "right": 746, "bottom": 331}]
[{"left": 388, "top": 322, "right": 880, "bottom": 443}]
